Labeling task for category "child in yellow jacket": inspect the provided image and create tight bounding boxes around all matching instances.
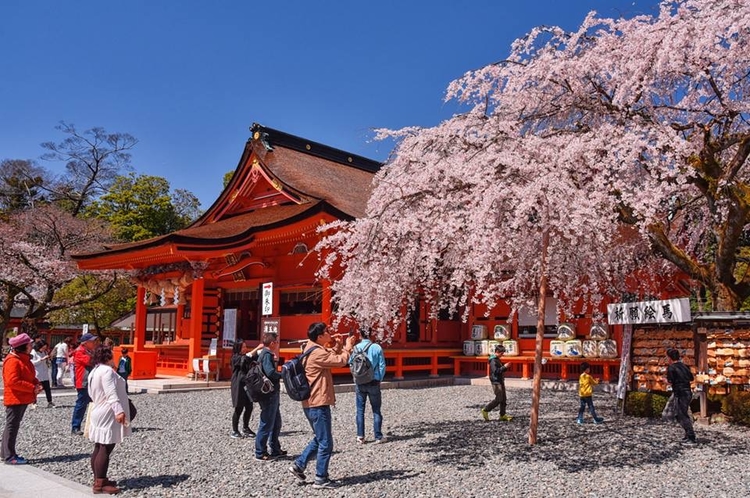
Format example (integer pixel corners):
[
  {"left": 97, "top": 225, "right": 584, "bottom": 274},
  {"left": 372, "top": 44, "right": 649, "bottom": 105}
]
[{"left": 577, "top": 362, "right": 604, "bottom": 425}]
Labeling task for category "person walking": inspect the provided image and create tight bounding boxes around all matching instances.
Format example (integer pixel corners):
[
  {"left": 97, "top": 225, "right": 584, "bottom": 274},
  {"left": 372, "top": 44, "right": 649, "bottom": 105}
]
[
  {"left": 116, "top": 347, "right": 132, "bottom": 394},
  {"left": 71, "top": 333, "right": 97, "bottom": 435},
  {"left": 229, "top": 340, "right": 256, "bottom": 439},
  {"left": 87, "top": 345, "right": 132, "bottom": 494},
  {"left": 54, "top": 337, "right": 72, "bottom": 387},
  {"left": 666, "top": 348, "right": 697, "bottom": 444},
  {"left": 350, "top": 328, "right": 387, "bottom": 443},
  {"left": 576, "top": 362, "right": 604, "bottom": 425},
  {"left": 481, "top": 344, "right": 512, "bottom": 422},
  {"left": 255, "top": 332, "right": 285, "bottom": 460},
  {"left": 289, "top": 322, "right": 355, "bottom": 489},
  {"left": 2, "top": 333, "right": 42, "bottom": 465},
  {"left": 30, "top": 339, "right": 54, "bottom": 408}
]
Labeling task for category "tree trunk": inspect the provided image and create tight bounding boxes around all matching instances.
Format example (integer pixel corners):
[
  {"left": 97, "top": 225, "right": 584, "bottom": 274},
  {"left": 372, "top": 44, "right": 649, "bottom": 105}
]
[
  {"left": 529, "top": 227, "right": 549, "bottom": 445},
  {"left": 714, "top": 282, "right": 741, "bottom": 312}
]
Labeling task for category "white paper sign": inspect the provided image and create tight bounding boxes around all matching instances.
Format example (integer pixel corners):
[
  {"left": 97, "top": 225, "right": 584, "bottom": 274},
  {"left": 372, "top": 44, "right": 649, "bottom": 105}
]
[
  {"left": 607, "top": 297, "right": 691, "bottom": 325},
  {"left": 222, "top": 308, "right": 237, "bottom": 348},
  {"left": 261, "top": 282, "right": 273, "bottom": 316}
]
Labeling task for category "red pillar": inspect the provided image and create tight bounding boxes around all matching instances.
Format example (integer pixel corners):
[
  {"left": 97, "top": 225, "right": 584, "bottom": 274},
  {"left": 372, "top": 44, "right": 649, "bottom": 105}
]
[
  {"left": 188, "top": 278, "right": 205, "bottom": 363},
  {"left": 134, "top": 286, "right": 147, "bottom": 352}
]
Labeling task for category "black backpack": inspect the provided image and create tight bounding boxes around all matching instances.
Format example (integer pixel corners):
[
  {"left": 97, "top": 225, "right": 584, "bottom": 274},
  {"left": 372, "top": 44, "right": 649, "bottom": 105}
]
[
  {"left": 350, "top": 342, "right": 375, "bottom": 384},
  {"left": 244, "top": 352, "right": 274, "bottom": 402},
  {"left": 280, "top": 346, "right": 319, "bottom": 401}
]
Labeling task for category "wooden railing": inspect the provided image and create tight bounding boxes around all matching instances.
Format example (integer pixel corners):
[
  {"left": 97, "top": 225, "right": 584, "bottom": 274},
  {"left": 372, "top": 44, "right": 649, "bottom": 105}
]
[{"left": 280, "top": 347, "right": 460, "bottom": 380}]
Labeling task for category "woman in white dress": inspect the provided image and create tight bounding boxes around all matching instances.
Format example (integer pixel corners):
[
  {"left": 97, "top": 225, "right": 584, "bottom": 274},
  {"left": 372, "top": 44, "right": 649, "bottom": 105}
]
[{"left": 87, "top": 346, "right": 131, "bottom": 495}]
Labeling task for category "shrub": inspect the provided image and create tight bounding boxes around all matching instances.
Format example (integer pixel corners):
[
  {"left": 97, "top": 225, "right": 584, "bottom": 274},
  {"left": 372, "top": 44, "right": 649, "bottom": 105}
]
[
  {"left": 625, "top": 391, "right": 670, "bottom": 418},
  {"left": 721, "top": 391, "right": 750, "bottom": 427}
]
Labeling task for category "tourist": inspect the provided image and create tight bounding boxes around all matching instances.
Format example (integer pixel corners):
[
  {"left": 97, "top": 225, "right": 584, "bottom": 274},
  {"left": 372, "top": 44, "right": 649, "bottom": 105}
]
[
  {"left": 577, "top": 362, "right": 604, "bottom": 424},
  {"left": 229, "top": 339, "right": 256, "bottom": 439},
  {"left": 1, "top": 333, "right": 42, "bottom": 465},
  {"left": 255, "top": 332, "right": 285, "bottom": 460},
  {"left": 481, "top": 344, "right": 512, "bottom": 422},
  {"left": 87, "top": 345, "right": 131, "bottom": 494},
  {"left": 117, "top": 347, "right": 132, "bottom": 393},
  {"left": 289, "top": 322, "right": 355, "bottom": 489},
  {"left": 53, "top": 337, "right": 72, "bottom": 388},
  {"left": 350, "top": 328, "right": 387, "bottom": 443},
  {"left": 70, "top": 333, "right": 97, "bottom": 435},
  {"left": 30, "top": 339, "right": 54, "bottom": 408},
  {"left": 666, "top": 348, "right": 697, "bottom": 444}
]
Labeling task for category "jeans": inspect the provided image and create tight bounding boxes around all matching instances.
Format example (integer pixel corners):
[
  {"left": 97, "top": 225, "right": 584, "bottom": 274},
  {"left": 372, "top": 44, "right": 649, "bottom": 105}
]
[
  {"left": 255, "top": 391, "right": 281, "bottom": 457},
  {"left": 675, "top": 390, "right": 696, "bottom": 440},
  {"left": 71, "top": 388, "right": 91, "bottom": 430},
  {"left": 483, "top": 382, "right": 507, "bottom": 416},
  {"left": 295, "top": 405, "right": 333, "bottom": 481},
  {"left": 51, "top": 361, "right": 58, "bottom": 387},
  {"left": 577, "top": 396, "right": 600, "bottom": 421},
  {"left": 355, "top": 381, "right": 383, "bottom": 439},
  {"left": 1, "top": 405, "right": 28, "bottom": 461}
]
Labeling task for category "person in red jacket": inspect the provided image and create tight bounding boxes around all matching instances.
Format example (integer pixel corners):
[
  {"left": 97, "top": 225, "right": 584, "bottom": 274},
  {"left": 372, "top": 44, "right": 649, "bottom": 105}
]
[
  {"left": 2, "top": 333, "right": 42, "bottom": 464},
  {"left": 70, "top": 333, "right": 98, "bottom": 435}
]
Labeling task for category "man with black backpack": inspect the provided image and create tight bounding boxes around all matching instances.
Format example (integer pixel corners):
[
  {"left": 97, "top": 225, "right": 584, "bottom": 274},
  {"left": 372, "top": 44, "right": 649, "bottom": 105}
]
[
  {"left": 254, "top": 332, "right": 285, "bottom": 461},
  {"left": 349, "top": 328, "right": 386, "bottom": 444},
  {"left": 288, "top": 322, "right": 355, "bottom": 489}
]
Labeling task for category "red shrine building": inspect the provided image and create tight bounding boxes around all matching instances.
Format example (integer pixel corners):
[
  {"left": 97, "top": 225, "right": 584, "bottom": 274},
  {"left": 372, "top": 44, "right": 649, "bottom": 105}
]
[{"left": 73, "top": 124, "right": 682, "bottom": 382}]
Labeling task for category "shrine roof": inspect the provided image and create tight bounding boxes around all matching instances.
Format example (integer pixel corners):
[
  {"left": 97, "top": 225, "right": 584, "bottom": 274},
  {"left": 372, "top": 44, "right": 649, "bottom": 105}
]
[{"left": 72, "top": 201, "right": 331, "bottom": 260}]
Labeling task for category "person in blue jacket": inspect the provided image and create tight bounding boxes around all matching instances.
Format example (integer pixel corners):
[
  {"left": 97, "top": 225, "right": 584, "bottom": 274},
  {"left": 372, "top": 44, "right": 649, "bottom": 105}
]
[{"left": 350, "top": 328, "right": 387, "bottom": 444}]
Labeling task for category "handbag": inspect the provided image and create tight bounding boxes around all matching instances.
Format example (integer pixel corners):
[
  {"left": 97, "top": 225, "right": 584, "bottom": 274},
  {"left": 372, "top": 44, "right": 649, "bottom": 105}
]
[
  {"left": 128, "top": 398, "right": 137, "bottom": 421},
  {"left": 661, "top": 394, "right": 677, "bottom": 422}
]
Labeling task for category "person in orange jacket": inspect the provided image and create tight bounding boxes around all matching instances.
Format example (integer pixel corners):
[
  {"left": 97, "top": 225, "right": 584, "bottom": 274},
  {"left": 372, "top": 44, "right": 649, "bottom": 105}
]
[
  {"left": 2, "top": 333, "right": 42, "bottom": 464},
  {"left": 70, "top": 333, "right": 98, "bottom": 435}
]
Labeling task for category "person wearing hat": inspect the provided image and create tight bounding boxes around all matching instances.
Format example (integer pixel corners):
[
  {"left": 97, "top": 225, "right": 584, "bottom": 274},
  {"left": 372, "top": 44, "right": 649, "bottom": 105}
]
[
  {"left": 2, "top": 333, "right": 42, "bottom": 464},
  {"left": 70, "top": 332, "right": 98, "bottom": 435}
]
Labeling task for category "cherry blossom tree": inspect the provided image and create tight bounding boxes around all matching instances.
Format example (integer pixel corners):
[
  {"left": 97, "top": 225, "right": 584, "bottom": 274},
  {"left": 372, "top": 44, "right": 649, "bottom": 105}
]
[
  {"left": 0, "top": 205, "right": 117, "bottom": 346},
  {"left": 319, "top": 0, "right": 749, "bottom": 443}
]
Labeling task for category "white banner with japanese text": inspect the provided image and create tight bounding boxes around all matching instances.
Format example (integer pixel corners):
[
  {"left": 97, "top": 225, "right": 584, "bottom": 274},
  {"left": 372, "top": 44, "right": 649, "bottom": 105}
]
[{"left": 607, "top": 297, "right": 691, "bottom": 325}]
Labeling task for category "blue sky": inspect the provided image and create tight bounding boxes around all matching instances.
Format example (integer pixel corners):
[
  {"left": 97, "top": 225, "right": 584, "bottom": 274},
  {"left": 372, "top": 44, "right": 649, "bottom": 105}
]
[{"left": 1, "top": 0, "right": 661, "bottom": 208}]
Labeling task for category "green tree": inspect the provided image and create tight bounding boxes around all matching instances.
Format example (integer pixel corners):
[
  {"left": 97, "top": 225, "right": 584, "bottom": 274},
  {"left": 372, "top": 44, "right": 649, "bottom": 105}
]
[
  {"left": 223, "top": 170, "right": 234, "bottom": 188},
  {"left": 86, "top": 173, "right": 202, "bottom": 242},
  {"left": 48, "top": 274, "right": 135, "bottom": 335}
]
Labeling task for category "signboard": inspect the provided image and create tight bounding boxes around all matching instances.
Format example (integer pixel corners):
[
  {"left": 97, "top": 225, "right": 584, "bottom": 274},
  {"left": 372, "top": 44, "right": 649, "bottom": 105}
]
[
  {"left": 209, "top": 338, "right": 218, "bottom": 357},
  {"left": 261, "top": 317, "right": 280, "bottom": 336},
  {"left": 261, "top": 282, "right": 273, "bottom": 316},
  {"left": 222, "top": 308, "right": 237, "bottom": 348},
  {"left": 607, "top": 297, "right": 691, "bottom": 325}
]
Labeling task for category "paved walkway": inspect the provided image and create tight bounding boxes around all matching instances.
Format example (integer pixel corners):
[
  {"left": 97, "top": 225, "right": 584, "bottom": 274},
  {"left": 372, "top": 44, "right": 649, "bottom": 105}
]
[{"left": 0, "top": 463, "right": 92, "bottom": 497}]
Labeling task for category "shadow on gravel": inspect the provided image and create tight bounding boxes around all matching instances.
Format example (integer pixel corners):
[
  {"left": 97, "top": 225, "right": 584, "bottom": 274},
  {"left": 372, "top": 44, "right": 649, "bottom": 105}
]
[
  {"left": 401, "top": 415, "right": 750, "bottom": 474},
  {"left": 131, "top": 427, "right": 163, "bottom": 433},
  {"left": 337, "top": 468, "right": 423, "bottom": 486},
  {"left": 32, "top": 452, "right": 89, "bottom": 464},
  {"left": 119, "top": 473, "right": 190, "bottom": 490}
]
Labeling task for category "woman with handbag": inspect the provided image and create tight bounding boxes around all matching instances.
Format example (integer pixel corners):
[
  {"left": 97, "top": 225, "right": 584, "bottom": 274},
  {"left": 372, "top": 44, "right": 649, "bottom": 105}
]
[
  {"left": 87, "top": 346, "right": 132, "bottom": 494},
  {"left": 230, "top": 339, "right": 258, "bottom": 439}
]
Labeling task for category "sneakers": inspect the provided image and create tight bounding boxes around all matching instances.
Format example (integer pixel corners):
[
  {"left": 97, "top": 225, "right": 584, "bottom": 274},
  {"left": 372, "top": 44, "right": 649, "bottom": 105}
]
[
  {"left": 71, "top": 429, "right": 83, "bottom": 435},
  {"left": 480, "top": 409, "right": 490, "bottom": 421},
  {"left": 288, "top": 464, "right": 306, "bottom": 481},
  {"left": 230, "top": 431, "right": 242, "bottom": 439},
  {"left": 5, "top": 456, "right": 28, "bottom": 465},
  {"left": 255, "top": 453, "right": 279, "bottom": 462},
  {"left": 594, "top": 417, "right": 604, "bottom": 425},
  {"left": 499, "top": 414, "right": 513, "bottom": 422},
  {"left": 576, "top": 419, "right": 584, "bottom": 425},
  {"left": 241, "top": 428, "right": 256, "bottom": 438},
  {"left": 30, "top": 403, "right": 37, "bottom": 410},
  {"left": 313, "top": 478, "right": 338, "bottom": 489},
  {"left": 47, "top": 402, "right": 55, "bottom": 408},
  {"left": 356, "top": 436, "right": 365, "bottom": 445},
  {"left": 681, "top": 436, "right": 698, "bottom": 445},
  {"left": 270, "top": 449, "right": 288, "bottom": 458},
  {"left": 374, "top": 436, "right": 387, "bottom": 444}
]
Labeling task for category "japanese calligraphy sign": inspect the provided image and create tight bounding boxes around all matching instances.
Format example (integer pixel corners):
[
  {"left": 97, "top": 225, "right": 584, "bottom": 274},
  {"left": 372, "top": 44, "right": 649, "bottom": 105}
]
[
  {"left": 261, "top": 282, "right": 273, "bottom": 316},
  {"left": 607, "top": 297, "right": 691, "bottom": 325}
]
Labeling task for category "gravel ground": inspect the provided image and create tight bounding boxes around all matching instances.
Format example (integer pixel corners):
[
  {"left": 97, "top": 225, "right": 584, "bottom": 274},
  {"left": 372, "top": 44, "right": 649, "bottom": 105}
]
[{"left": 2, "top": 383, "right": 750, "bottom": 497}]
